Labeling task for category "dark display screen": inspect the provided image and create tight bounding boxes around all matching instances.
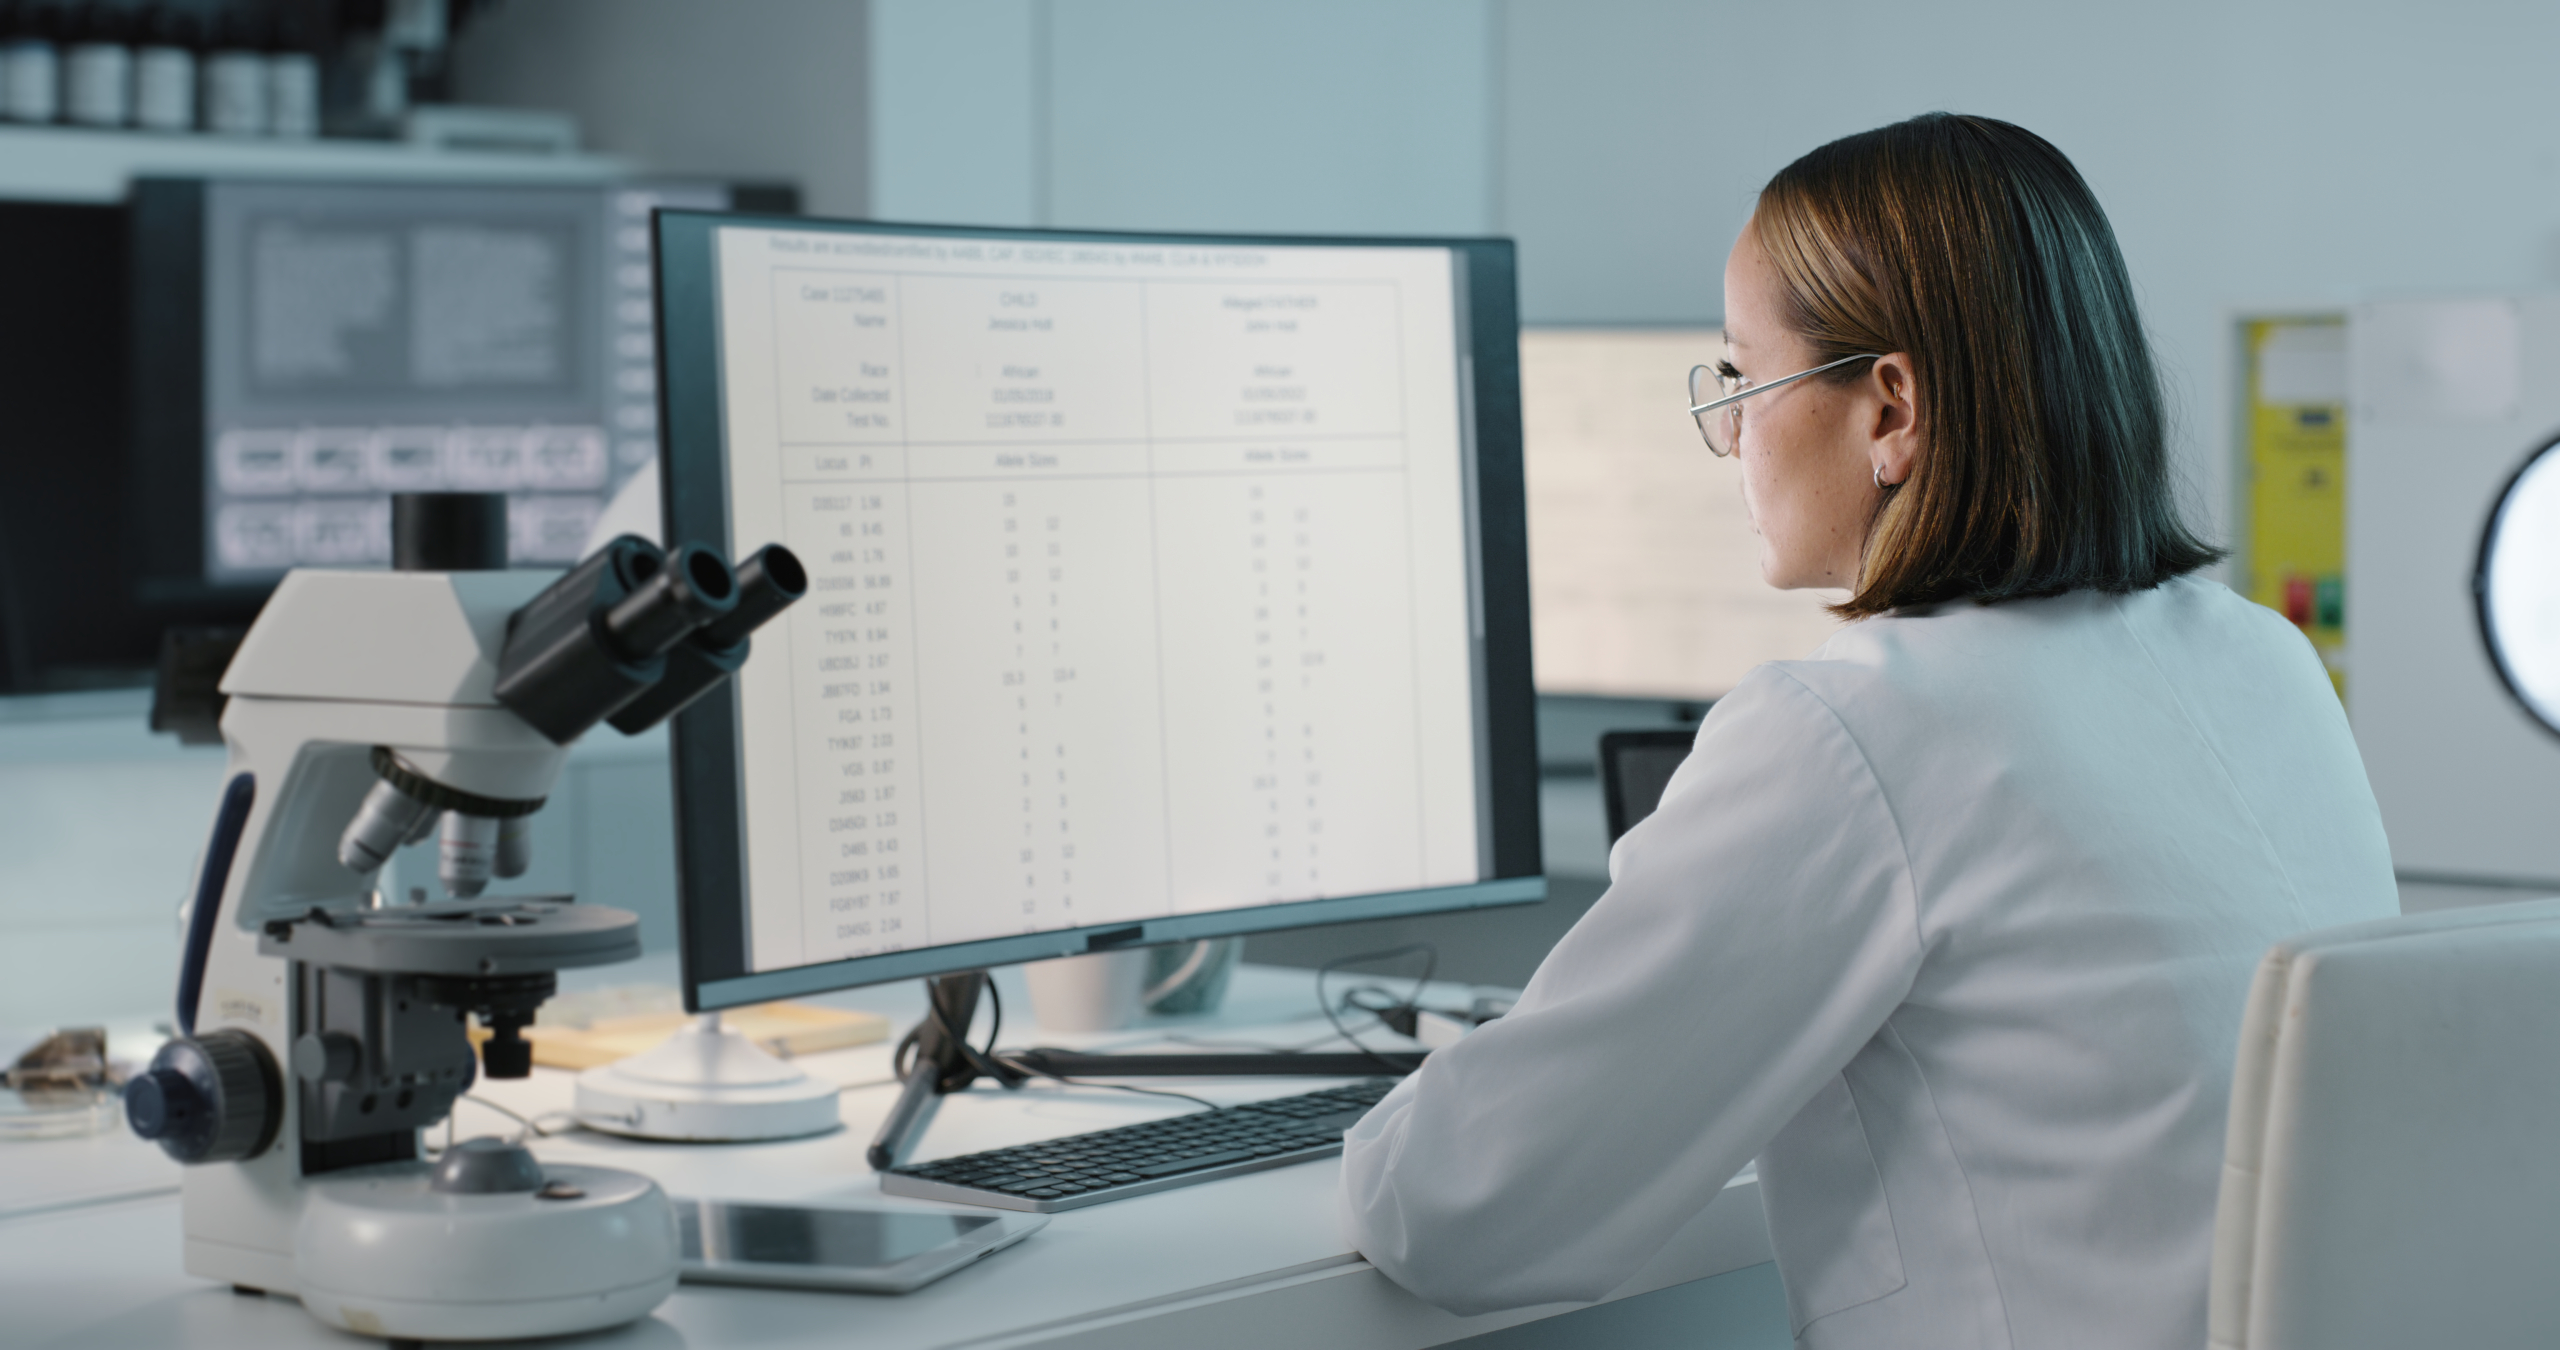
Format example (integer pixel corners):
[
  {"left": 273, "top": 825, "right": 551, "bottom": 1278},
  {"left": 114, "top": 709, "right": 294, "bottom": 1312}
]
[{"left": 679, "top": 1201, "right": 996, "bottom": 1269}]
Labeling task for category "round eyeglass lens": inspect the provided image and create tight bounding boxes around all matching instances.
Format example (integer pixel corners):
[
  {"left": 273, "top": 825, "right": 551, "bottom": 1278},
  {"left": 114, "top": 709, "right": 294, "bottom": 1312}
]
[
  {"left": 1689, "top": 365, "right": 1740, "bottom": 456},
  {"left": 2479, "top": 436, "right": 2560, "bottom": 736}
]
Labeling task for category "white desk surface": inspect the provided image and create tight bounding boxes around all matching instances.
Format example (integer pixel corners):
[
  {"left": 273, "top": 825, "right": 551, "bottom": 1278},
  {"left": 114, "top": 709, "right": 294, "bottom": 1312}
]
[{"left": 1, "top": 962, "right": 1772, "bottom": 1349}]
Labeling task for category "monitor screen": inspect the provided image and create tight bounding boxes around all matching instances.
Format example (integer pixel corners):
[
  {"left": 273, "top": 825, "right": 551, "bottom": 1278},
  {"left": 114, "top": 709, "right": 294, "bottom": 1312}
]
[
  {"left": 1520, "top": 328, "right": 1843, "bottom": 699},
  {"left": 128, "top": 177, "right": 793, "bottom": 614},
  {"left": 656, "top": 213, "right": 1541, "bottom": 1009}
]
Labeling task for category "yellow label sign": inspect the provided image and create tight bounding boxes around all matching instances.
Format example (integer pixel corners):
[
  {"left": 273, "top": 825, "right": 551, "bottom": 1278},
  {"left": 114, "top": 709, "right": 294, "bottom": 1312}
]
[{"left": 2241, "top": 316, "right": 2347, "bottom": 698}]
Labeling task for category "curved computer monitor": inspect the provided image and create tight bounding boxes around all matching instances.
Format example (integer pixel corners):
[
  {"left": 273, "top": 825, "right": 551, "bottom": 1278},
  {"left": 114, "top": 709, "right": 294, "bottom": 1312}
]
[{"left": 652, "top": 211, "right": 1541, "bottom": 1011}]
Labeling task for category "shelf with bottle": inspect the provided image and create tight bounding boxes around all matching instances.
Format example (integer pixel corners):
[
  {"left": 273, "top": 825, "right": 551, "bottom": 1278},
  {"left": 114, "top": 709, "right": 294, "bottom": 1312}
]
[
  {"left": 0, "top": 0, "right": 608, "bottom": 201},
  {"left": 0, "top": 116, "right": 627, "bottom": 202}
]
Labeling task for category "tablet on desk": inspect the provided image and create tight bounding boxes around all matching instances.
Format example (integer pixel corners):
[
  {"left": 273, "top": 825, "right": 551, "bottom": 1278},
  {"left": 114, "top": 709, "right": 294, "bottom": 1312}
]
[{"left": 674, "top": 1197, "right": 1047, "bottom": 1294}]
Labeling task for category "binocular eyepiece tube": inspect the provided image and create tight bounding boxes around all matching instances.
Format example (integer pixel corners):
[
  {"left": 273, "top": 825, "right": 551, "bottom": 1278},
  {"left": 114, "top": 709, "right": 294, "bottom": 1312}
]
[
  {"left": 603, "top": 544, "right": 737, "bottom": 660},
  {"left": 494, "top": 535, "right": 804, "bottom": 744},
  {"left": 603, "top": 544, "right": 809, "bottom": 736}
]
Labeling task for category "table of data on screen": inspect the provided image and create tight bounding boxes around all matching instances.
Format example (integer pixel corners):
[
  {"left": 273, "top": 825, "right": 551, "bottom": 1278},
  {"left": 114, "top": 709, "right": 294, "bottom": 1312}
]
[{"left": 714, "top": 231, "right": 1482, "bottom": 971}]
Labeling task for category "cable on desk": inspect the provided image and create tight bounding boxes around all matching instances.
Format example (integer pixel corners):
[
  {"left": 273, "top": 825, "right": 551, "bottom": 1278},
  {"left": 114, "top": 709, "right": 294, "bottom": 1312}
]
[
  {"left": 1156, "top": 1021, "right": 1390, "bottom": 1055},
  {"left": 887, "top": 976, "right": 1223, "bottom": 1110},
  {"left": 987, "top": 1055, "right": 1225, "bottom": 1112},
  {"left": 894, "top": 971, "right": 1029, "bottom": 1091},
  {"left": 429, "top": 1095, "right": 578, "bottom": 1155},
  {"left": 1317, "top": 943, "right": 1439, "bottom": 1074}
]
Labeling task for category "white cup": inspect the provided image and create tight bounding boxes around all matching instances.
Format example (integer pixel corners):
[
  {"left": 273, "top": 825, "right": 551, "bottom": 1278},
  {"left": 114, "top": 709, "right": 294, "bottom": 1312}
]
[
  {"left": 1023, "top": 942, "right": 1230, "bottom": 1033},
  {"left": 1023, "top": 950, "right": 1150, "bottom": 1033}
]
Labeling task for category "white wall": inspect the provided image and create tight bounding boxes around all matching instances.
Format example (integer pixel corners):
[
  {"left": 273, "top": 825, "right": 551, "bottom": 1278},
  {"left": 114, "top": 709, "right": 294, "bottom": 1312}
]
[
  {"left": 867, "top": 0, "right": 2560, "bottom": 551},
  {"left": 1509, "top": 0, "right": 2560, "bottom": 545},
  {"left": 871, "top": 0, "right": 1494, "bottom": 234},
  {"left": 451, "top": 0, "right": 870, "bottom": 216},
  {"left": 437, "top": 0, "right": 2560, "bottom": 551}
]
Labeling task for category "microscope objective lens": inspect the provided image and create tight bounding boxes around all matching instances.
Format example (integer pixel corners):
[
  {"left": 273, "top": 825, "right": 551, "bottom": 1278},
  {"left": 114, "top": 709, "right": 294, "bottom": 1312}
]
[
  {"left": 496, "top": 817, "right": 533, "bottom": 879},
  {"left": 338, "top": 778, "right": 435, "bottom": 875},
  {"left": 440, "top": 813, "right": 499, "bottom": 898}
]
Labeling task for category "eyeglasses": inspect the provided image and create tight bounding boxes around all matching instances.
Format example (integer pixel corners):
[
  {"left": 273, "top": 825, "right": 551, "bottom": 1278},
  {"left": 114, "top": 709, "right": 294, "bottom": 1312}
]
[{"left": 1687, "top": 352, "right": 1885, "bottom": 456}]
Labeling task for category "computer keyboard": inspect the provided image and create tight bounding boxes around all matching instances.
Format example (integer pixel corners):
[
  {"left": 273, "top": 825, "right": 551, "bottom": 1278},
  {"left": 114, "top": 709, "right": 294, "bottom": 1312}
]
[{"left": 880, "top": 1077, "right": 1399, "bottom": 1213}]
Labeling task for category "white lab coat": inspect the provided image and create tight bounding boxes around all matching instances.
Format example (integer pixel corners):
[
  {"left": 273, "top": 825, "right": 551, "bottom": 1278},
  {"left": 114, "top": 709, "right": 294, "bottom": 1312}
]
[{"left": 1340, "top": 576, "right": 2397, "bottom": 1348}]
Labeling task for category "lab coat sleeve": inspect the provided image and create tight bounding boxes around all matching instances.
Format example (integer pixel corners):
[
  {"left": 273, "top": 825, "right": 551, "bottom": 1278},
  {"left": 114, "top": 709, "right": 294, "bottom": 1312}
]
[{"left": 1338, "top": 666, "right": 1923, "bottom": 1315}]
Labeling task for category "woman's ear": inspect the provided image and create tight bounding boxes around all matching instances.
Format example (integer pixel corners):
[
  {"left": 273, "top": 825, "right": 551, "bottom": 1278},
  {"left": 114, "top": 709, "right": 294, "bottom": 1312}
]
[{"left": 1869, "top": 353, "right": 1920, "bottom": 487}]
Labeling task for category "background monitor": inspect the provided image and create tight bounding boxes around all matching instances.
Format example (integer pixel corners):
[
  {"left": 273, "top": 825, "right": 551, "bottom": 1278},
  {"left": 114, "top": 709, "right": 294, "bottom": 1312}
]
[
  {"left": 125, "top": 176, "right": 797, "bottom": 629},
  {"left": 1520, "top": 327, "right": 1844, "bottom": 701},
  {"left": 1598, "top": 728, "right": 1697, "bottom": 844},
  {"left": 655, "top": 212, "right": 1541, "bottom": 1011}
]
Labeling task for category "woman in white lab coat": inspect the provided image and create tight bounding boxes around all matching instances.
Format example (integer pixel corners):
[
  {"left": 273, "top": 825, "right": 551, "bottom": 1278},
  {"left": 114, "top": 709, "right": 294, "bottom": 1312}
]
[{"left": 1338, "top": 114, "right": 2398, "bottom": 1348}]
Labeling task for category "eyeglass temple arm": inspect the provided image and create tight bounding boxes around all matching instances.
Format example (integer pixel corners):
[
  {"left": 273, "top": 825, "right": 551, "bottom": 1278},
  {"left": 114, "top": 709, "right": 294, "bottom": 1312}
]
[{"left": 1688, "top": 352, "right": 1886, "bottom": 414}]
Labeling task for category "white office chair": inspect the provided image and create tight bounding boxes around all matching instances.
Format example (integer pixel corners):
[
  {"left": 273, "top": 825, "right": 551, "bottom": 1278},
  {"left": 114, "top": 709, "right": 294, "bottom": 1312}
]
[{"left": 2209, "top": 895, "right": 2560, "bottom": 1349}]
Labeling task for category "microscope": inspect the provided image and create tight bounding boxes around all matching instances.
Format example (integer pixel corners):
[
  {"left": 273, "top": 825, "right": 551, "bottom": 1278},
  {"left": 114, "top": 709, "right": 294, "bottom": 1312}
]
[{"left": 123, "top": 493, "right": 802, "bottom": 1344}]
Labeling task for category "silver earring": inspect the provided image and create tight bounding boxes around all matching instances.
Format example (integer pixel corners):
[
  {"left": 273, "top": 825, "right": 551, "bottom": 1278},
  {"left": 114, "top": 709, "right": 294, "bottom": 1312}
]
[{"left": 1874, "top": 465, "right": 1889, "bottom": 490}]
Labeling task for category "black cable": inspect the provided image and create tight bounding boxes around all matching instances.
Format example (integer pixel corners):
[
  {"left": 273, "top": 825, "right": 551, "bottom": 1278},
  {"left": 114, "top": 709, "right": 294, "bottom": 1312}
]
[
  {"left": 1316, "top": 943, "right": 1438, "bottom": 1074},
  {"left": 973, "top": 975, "right": 1022, "bottom": 1087},
  {"left": 893, "top": 972, "right": 1027, "bottom": 1089},
  {"left": 1158, "top": 1025, "right": 1386, "bottom": 1054},
  {"left": 900, "top": 949, "right": 1443, "bottom": 1116},
  {"left": 987, "top": 1052, "right": 1224, "bottom": 1112}
]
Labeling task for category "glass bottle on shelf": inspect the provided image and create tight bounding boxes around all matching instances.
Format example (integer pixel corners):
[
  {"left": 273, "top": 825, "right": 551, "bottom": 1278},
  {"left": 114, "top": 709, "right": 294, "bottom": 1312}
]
[
  {"left": 64, "top": 0, "right": 133, "bottom": 128},
  {"left": 1, "top": 1, "right": 64, "bottom": 125},
  {"left": 266, "top": 8, "right": 317, "bottom": 138},
  {"left": 132, "top": 4, "right": 200, "bottom": 133},
  {"left": 201, "top": 6, "right": 265, "bottom": 136}
]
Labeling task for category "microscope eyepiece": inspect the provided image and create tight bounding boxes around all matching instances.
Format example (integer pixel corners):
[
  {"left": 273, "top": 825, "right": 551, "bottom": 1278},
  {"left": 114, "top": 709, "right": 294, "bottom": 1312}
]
[
  {"left": 491, "top": 536, "right": 677, "bottom": 744},
  {"left": 603, "top": 544, "right": 809, "bottom": 736},
  {"left": 495, "top": 536, "right": 799, "bottom": 744},
  {"left": 601, "top": 543, "right": 737, "bottom": 660},
  {"left": 696, "top": 545, "right": 807, "bottom": 651}
]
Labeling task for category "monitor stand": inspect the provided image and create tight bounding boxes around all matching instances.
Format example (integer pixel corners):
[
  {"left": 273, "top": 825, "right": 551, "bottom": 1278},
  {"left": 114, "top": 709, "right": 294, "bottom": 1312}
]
[{"left": 863, "top": 972, "right": 1425, "bottom": 1171}]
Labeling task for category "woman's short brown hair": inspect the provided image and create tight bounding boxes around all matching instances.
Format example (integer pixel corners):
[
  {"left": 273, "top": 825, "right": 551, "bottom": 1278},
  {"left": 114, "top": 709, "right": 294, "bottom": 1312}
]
[{"left": 1751, "top": 113, "right": 2221, "bottom": 617}]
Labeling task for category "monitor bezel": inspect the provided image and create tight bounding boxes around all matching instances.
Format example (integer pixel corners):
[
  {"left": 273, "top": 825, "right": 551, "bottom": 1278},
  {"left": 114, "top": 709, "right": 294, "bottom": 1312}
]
[{"left": 655, "top": 209, "right": 1543, "bottom": 1012}]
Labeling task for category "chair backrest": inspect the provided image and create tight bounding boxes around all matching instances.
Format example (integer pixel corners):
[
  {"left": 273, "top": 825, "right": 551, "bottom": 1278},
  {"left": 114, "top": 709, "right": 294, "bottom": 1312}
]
[
  {"left": 1598, "top": 728, "right": 1695, "bottom": 843},
  {"left": 2210, "top": 895, "right": 2560, "bottom": 1349}
]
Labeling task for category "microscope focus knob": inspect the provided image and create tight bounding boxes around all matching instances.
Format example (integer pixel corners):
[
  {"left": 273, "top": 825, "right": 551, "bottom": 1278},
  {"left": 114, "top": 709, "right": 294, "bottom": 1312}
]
[
  {"left": 125, "top": 1030, "right": 282, "bottom": 1164},
  {"left": 291, "top": 1031, "right": 362, "bottom": 1083}
]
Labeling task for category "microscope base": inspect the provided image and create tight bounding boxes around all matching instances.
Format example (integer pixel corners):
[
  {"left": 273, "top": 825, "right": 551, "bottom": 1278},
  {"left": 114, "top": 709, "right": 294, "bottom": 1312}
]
[
  {"left": 573, "top": 1017, "right": 843, "bottom": 1141},
  {"left": 293, "top": 1160, "right": 678, "bottom": 1342}
]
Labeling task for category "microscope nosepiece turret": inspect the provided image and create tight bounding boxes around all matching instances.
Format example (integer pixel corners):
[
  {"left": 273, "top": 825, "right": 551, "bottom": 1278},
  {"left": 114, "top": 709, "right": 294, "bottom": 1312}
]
[{"left": 337, "top": 748, "right": 546, "bottom": 894}]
